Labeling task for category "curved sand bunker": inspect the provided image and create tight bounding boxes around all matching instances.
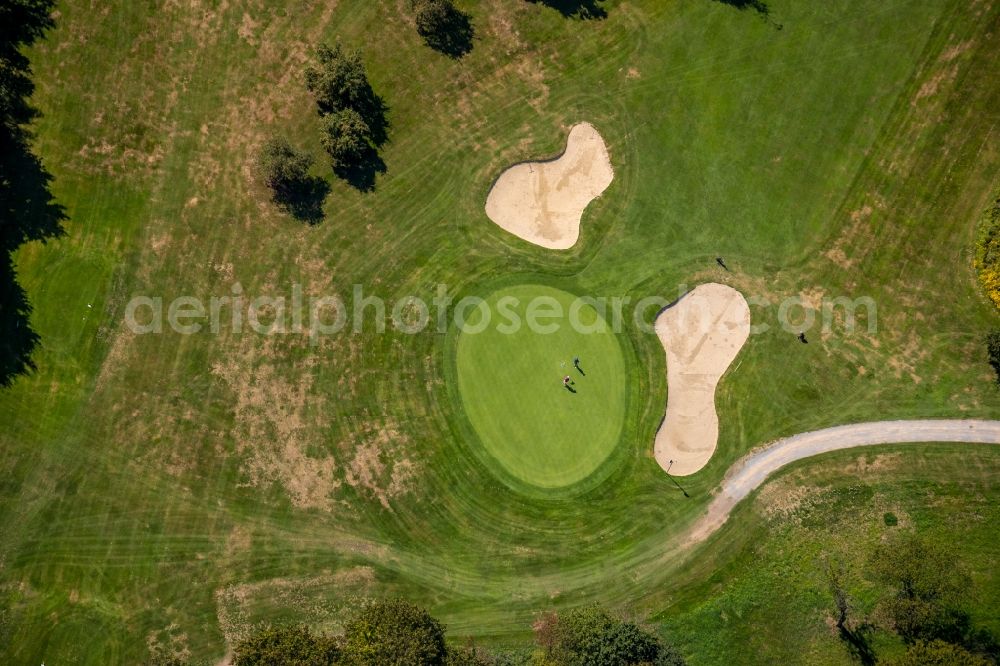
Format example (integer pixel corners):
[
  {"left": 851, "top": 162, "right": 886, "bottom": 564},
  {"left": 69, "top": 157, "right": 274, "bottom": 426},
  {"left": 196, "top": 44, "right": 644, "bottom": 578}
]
[
  {"left": 485, "top": 122, "right": 613, "bottom": 249},
  {"left": 654, "top": 283, "right": 750, "bottom": 477}
]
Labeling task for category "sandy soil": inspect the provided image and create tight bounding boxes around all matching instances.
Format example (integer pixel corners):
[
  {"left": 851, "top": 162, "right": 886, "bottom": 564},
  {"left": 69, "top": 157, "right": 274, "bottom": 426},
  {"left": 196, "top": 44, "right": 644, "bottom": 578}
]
[
  {"left": 485, "top": 122, "right": 613, "bottom": 249},
  {"left": 685, "top": 419, "right": 1000, "bottom": 545},
  {"left": 654, "top": 283, "right": 751, "bottom": 476}
]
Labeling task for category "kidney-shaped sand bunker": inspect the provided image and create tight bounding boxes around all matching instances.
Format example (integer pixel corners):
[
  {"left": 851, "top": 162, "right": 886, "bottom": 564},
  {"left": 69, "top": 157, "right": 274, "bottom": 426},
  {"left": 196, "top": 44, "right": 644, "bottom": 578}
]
[
  {"left": 654, "top": 283, "right": 750, "bottom": 477},
  {"left": 485, "top": 123, "right": 614, "bottom": 250}
]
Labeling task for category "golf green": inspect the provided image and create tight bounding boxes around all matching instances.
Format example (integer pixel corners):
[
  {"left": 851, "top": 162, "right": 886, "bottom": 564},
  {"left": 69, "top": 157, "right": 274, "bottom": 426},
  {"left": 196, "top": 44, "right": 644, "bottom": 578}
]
[{"left": 455, "top": 284, "right": 628, "bottom": 489}]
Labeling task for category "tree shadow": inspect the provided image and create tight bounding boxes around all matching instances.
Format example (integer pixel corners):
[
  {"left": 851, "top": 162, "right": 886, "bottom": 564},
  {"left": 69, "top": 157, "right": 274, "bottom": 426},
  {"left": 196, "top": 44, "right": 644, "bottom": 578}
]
[
  {"left": 838, "top": 623, "right": 877, "bottom": 666},
  {"left": 333, "top": 146, "right": 387, "bottom": 193},
  {"left": 333, "top": 89, "right": 389, "bottom": 191},
  {"left": 964, "top": 625, "right": 1000, "bottom": 661},
  {"left": 0, "top": 0, "right": 66, "bottom": 387},
  {"left": 922, "top": 609, "right": 1000, "bottom": 661},
  {"left": 0, "top": 256, "right": 41, "bottom": 388},
  {"left": 418, "top": 5, "right": 475, "bottom": 58},
  {"left": 712, "top": 0, "right": 782, "bottom": 28},
  {"left": 0, "top": 132, "right": 67, "bottom": 388},
  {"left": 272, "top": 176, "right": 330, "bottom": 225},
  {"left": 525, "top": 0, "right": 607, "bottom": 20}
]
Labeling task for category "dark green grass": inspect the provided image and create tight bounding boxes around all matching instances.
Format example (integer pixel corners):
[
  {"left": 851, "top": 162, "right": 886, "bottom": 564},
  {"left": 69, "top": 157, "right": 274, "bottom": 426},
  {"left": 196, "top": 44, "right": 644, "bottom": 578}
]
[
  {"left": 0, "top": 0, "right": 998, "bottom": 663},
  {"left": 455, "top": 284, "right": 627, "bottom": 489}
]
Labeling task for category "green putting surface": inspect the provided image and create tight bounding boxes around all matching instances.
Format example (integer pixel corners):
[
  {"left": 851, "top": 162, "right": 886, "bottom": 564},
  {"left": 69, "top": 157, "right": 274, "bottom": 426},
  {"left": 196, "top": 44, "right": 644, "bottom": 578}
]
[{"left": 455, "top": 284, "right": 628, "bottom": 489}]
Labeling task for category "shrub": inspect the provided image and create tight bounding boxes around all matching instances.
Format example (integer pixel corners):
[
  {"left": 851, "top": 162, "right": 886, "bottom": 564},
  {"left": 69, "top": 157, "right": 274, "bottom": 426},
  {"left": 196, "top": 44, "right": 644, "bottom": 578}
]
[{"left": 974, "top": 192, "right": 1000, "bottom": 310}]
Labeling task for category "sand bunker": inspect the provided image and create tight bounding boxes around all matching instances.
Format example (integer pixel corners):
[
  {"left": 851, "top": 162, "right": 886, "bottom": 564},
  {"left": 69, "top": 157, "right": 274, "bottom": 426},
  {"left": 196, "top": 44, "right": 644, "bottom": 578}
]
[
  {"left": 485, "top": 122, "right": 614, "bottom": 249},
  {"left": 654, "top": 283, "right": 750, "bottom": 477}
]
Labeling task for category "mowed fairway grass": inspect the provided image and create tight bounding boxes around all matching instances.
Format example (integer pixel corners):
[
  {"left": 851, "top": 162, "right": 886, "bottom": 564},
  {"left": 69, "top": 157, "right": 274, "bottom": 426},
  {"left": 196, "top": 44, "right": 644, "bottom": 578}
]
[
  {"left": 455, "top": 284, "right": 628, "bottom": 490},
  {"left": 0, "top": 0, "right": 999, "bottom": 663}
]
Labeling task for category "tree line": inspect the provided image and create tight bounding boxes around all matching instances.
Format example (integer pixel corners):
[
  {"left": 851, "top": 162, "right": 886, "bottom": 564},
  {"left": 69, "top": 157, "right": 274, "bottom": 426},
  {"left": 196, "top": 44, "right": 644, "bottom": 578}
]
[{"left": 149, "top": 600, "right": 687, "bottom": 666}]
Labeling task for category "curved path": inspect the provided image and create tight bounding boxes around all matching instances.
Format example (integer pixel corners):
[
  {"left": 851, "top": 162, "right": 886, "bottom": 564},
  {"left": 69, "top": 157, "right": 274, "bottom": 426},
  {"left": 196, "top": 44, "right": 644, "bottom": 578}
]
[{"left": 685, "top": 419, "right": 1000, "bottom": 544}]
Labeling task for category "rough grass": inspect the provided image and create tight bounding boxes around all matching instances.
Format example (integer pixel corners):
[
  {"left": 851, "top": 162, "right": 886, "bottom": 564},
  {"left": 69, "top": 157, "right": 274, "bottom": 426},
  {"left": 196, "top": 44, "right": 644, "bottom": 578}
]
[
  {"left": 659, "top": 445, "right": 1000, "bottom": 665},
  {"left": 0, "top": 0, "right": 998, "bottom": 663}
]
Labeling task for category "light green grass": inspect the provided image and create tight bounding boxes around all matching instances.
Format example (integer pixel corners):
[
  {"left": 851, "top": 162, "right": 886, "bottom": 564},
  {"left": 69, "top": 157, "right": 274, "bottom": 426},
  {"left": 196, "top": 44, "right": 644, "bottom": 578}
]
[
  {"left": 0, "top": 0, "right": 998, "bottom": 663},
  {"left": 455, "top": 284, "right": 627, "bottom": 489}
]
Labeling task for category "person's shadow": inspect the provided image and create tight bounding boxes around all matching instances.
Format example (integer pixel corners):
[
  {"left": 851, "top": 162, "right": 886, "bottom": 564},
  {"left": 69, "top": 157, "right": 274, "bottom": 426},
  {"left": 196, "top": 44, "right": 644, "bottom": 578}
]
[
  {"left": 574, "top": 362, "right": 586, "bottom": 376},
  {"left": 565, "top": 384, "right": 577, "bottom": 393}
]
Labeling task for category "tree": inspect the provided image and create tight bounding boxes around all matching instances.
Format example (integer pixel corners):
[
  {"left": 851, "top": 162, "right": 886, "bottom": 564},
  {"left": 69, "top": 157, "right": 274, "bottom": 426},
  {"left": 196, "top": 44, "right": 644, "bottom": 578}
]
[
  {"left": 304, "top": 43, "right": 372, "bottom": 116},
  {"left": 869, "top": 533, "right": 969, "bottom": 644},
  {"left": 320, "top": 109, "right": 372, "bottom": 169},
  {"left": 411, "top": 0, "right": 474, "bottom": 58},
  {"left": 987, "top": 330, "right": 1000, "bottom": 383},
  {"left": 341, "top": 598, "right": 447, "bottom": 665},
  {"left": 232, "top": 625, "right": 340, "bottom": 666},
  {"left": 536, "top": 605, "right": 685, "bottom": 666},
  {"left": 256, "top": 137, "right": 314, "bottom": 196},
  {"left": 254, "top": 137, "right": 328, "bottom": 223},
  {"left": 304, "top": 43, "right": 389, "bottom": 190},
  {"left": 884, "top": 640, "right": 989, "bottom": 666}
]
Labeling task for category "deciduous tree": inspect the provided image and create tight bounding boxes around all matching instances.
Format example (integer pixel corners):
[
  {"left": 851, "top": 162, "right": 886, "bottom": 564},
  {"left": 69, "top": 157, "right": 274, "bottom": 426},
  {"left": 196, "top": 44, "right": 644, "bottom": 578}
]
[
  {"left": 869, "top": 533, "right": 968, "bottom": 644},
  {"left": 320, "top": 109, "right": 372, "bottom": 169},
  {"left": 411, "top": 0, "right": 474, "bottom": 58},
  {"left": 304, "top": 43, "right": 371, "bottom": 116},
  {"left": 341, "top": 598, "right": 447, "bottom": 666},
  {"left": 256, "top": 137, "right": 314, "bottom": 196},
  {"left": 535, "top": 605, "right": 685, "bottom": 666}
]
